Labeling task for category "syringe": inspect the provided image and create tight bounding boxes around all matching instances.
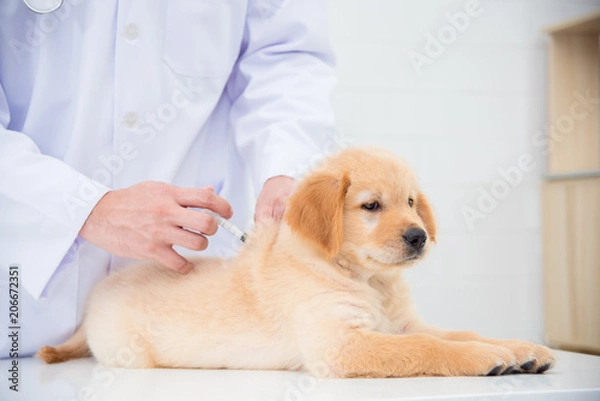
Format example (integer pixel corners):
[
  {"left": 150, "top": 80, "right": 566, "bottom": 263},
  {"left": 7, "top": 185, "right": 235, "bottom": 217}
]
[{"left": 201, "top": 209, "right": 247, "bottom": 243}]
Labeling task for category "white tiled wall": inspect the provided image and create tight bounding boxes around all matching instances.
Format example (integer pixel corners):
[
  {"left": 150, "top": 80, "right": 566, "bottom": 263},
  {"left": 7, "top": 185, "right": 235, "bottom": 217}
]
[{"left": 327, "top": 0, "right": 600, "bottom": 342}]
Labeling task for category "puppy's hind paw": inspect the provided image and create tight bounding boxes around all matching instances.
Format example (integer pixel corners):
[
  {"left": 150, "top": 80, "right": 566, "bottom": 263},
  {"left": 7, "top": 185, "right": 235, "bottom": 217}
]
[{"left": 36, "top": 346, "right": 63, "bottom": 364}]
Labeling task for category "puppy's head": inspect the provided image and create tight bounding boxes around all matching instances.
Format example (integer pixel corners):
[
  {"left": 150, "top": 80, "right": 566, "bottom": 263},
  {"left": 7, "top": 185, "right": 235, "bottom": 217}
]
[{"left": 285, "top": 147, "right": 436, "bottom": 271}]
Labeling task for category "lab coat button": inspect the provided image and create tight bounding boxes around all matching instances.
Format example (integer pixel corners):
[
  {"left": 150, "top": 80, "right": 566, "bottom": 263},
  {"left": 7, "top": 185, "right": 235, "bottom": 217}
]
[
  {"left": 124, "top": 24, "right": 139, "bottom": 41},
  {"left": 123, "top": 112, "right": 139, "bottom": 129}
]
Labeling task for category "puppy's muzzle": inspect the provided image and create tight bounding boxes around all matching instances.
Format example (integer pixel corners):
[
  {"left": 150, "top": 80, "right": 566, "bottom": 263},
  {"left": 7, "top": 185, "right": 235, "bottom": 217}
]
[{"left": 402, "top": 227, "right": 427, "bottom": 250}]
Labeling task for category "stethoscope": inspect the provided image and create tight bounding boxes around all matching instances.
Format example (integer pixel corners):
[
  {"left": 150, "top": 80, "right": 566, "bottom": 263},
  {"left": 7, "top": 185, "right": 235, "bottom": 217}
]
[{"left": 23, "top": 0, "right": 63, "bottom": 14}]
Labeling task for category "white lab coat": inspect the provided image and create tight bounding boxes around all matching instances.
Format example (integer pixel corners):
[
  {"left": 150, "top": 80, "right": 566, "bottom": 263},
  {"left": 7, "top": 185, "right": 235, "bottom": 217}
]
[{"left": 0, "top": 0, "right": 336, "bottom": 357}]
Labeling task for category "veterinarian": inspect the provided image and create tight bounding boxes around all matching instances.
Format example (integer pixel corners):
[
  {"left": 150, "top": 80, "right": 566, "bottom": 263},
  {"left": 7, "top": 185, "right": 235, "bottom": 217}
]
[{"left": 0, "top": 0, "right": 336, "bottom": 357}]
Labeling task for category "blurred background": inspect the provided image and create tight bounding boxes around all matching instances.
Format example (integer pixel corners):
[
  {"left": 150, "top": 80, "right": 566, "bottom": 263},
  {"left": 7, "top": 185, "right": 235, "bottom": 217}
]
[{"left": 326, "top": 0, "right": 600, "bottom": 348}]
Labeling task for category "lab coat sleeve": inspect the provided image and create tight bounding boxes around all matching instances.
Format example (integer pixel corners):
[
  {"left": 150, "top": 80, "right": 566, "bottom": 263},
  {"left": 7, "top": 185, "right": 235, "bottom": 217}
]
[
  {"left": 227, "top": 0, "right": 338, "bottom": 194},
  {"left": 0, "top": 85, "right": 111, "bottom": 300}
]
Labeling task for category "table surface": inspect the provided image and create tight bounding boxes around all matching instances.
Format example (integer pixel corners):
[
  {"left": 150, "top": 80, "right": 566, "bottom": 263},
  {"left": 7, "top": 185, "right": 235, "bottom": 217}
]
[{"left": 1, "top": 350, "right": 599, "bottom": 401}]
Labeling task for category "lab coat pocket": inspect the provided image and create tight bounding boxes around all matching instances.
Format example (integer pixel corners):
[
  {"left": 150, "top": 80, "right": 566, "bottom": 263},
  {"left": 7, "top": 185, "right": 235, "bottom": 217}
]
[{"left": 164, "top": 0, "right": 244, "bottom": 77}]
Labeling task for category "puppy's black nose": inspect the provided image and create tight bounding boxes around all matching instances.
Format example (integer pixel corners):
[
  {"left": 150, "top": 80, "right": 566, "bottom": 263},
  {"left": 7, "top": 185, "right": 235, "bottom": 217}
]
[{"left": 402, "top": 227, "right": 427, "bottom": 249}]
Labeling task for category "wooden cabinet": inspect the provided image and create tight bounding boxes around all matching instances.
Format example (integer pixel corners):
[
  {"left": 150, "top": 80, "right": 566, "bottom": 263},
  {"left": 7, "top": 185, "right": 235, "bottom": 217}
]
[
  {"left": 542, "top": 12, "right": 600, "bottom": 354},
  {"left": 543, "top": 179, "right": 600, "bottom": 352}
]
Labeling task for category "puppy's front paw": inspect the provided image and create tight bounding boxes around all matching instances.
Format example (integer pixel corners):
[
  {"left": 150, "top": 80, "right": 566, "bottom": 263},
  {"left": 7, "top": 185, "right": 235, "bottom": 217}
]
[
  {"left": 447, "top": 341, "right": 518, "bottom": 376},
  {"left": 494, "top": 340, "right": 556, "bottom": 374}
]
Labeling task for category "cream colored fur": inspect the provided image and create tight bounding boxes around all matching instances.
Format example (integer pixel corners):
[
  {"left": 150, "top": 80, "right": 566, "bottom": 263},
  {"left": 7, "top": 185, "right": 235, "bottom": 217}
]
[{"left": 38, "top": 147, "right": 555, "bottom": 377}]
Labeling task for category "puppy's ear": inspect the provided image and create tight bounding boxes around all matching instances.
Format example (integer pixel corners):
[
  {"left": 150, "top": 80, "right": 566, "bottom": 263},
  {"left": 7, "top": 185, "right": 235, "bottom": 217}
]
[
  {"left": 417, "top": 192, "right": 437, "bottom": 243},
  {"left": 285, "top": 173, "right": 350, "bottom": 258}
]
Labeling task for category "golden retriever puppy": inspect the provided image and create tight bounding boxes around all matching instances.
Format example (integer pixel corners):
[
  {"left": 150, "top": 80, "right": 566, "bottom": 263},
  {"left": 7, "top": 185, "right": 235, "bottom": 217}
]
[{"left": 38, "top": 147, "right": 555, "bottom": 377}]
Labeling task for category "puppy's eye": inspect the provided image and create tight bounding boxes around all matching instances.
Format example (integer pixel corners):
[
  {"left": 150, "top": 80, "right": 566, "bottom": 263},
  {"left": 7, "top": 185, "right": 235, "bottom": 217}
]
[
  {"left": 361, "top": 201, "right": 381, "bottom": 212},
  {"left": 408, "top": 198, "right": 414, "bottom": 207}
]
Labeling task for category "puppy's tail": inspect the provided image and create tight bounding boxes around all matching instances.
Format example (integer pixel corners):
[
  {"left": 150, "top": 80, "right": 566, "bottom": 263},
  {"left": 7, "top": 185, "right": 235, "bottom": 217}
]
[{"left": 36, "top": 324, "right": 90, "bottom": 364}]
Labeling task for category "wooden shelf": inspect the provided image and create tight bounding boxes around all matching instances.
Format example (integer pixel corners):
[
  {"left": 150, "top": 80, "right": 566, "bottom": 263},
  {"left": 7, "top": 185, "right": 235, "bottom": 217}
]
[
  {"left": 543, "top": 11, "right": 600, "bottom": 35},
  {"left": 546, "top": 22, "right": 599, "bottom": 174}
]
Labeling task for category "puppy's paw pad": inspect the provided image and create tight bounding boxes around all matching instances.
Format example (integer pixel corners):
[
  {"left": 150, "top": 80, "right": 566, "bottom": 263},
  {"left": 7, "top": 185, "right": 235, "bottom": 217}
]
[
  {"left": 501, "top": 366, "right": 519, "bottom": 375},
  {"left": 519, "top": 360, "right": 535, "bottom": 372},
  {"left": 486, "top": 365, "right": 503, "bottom": 376},
  {"left": 536, "top": 363, "right": 552, "bottom": 374}
]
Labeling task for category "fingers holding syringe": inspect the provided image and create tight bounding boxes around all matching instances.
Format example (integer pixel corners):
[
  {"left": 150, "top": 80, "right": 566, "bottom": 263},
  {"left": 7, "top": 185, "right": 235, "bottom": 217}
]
[
  {"left": 175, "top": 208, "right": 219, "bottom": 236},
  {"left": 168, "top": 226, "right": 210, "bottom": 252},
  {"left": 174, "top": 186, "right": 233, "bottom": 220}
]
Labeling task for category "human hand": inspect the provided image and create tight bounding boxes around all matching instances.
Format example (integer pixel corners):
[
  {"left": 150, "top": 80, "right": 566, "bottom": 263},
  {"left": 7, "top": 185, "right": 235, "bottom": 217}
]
[
  {"left": 79, "top": 181, "right": 232, "bottom": 274},
  {"left": 254, "top": 175, "right": 296, "bottom": 223}
]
